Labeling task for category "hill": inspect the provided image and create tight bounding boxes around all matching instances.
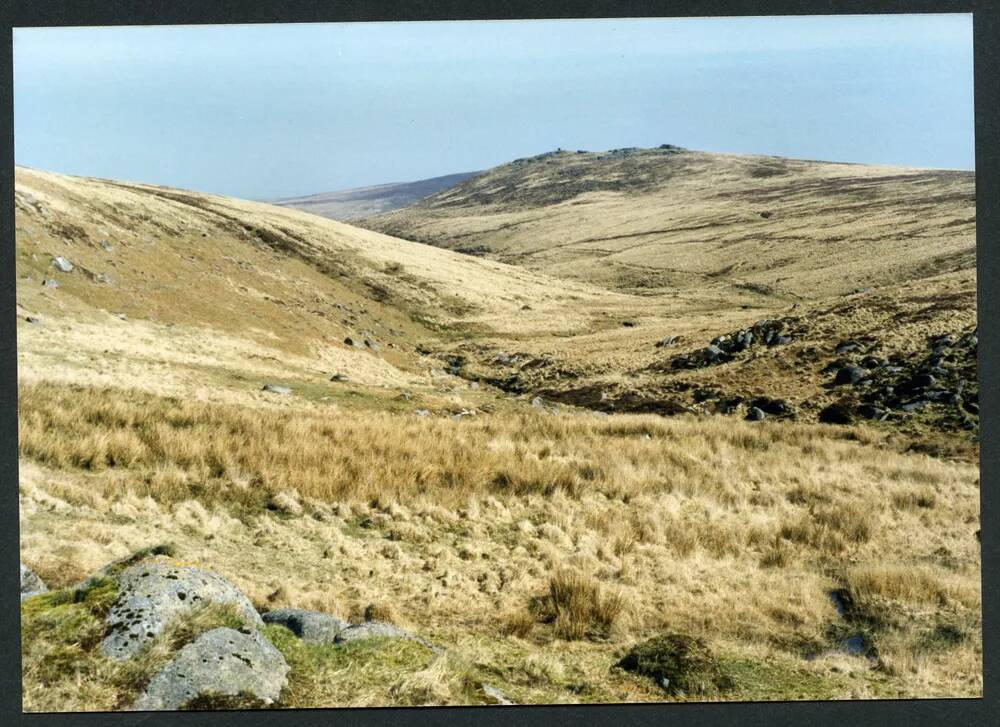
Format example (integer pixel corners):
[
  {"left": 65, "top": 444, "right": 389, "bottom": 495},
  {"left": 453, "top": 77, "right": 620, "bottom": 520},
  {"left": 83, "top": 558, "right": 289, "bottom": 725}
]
[
  {"left": 15, "top": 163, "right": 981, "bottom": 709},
  {"left": 359, "top": 146, "right": 975, "bottom": 299},
  {"left": 270, "top": 171, "right": 481, "bottom": 221}
]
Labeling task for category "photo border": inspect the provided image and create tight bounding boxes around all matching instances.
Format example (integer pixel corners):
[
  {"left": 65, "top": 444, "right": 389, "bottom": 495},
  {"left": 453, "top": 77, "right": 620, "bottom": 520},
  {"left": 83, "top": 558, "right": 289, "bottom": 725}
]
[{"left": 0, "top": 2, "right": 994, "bottom": 726}]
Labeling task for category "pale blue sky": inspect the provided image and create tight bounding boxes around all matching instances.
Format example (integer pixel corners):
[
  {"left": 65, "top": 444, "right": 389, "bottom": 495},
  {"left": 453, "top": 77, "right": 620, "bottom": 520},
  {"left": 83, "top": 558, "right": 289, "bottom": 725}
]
[{"left": 13, "top": 15, "right": 974, "bottom": 200}]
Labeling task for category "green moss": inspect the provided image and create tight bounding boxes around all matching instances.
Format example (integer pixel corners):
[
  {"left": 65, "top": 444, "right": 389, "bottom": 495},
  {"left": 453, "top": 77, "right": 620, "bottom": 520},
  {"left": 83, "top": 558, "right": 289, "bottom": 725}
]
[
  {"left": 20, "top": 579, "right": 121, "bottom": 705},
  {"left": 182, "top": 691, "right": 271, "bottom": 710},
  {"left": 717, "top": 655, "right": 848, "bottom": 701},
  {"left": 262, "top": 625, "right": 438, "bottom": 707}
]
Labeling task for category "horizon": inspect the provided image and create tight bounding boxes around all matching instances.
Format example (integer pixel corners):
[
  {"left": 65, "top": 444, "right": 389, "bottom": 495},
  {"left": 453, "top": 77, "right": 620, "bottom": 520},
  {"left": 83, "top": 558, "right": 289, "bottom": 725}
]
[{"left": 14, "top": 15, "right": 974, "bottom": 200}]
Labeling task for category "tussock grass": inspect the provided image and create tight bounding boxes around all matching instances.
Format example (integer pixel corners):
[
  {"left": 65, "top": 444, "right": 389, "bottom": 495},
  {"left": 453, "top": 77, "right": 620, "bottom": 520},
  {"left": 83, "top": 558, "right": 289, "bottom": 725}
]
[
  {"left": 18, "top": 381, "right": 983, "bottom": 705},
  {"left": 19, "top": 382, "right": 939, "bottom": 513},
  {"left": 544, "top": 569, "right": 625, "bottom": 641}
]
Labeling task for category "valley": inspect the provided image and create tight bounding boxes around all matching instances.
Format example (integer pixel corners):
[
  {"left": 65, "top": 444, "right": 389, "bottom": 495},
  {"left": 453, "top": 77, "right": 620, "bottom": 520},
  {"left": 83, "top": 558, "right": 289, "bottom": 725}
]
[{"left": 15, "top": 147, "right": 981, "bottom": 709}]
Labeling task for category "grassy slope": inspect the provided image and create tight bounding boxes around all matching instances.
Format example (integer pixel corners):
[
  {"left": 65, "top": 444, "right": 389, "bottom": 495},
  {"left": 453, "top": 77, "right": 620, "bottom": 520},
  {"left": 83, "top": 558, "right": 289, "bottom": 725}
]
[
  {"left": 15, "top": 161, "right": 981, "bottom": 708},
  {"left": 359, "top": 149, "right": 977, "bottom": 439},
  {"left": 360, "top": 147, "right": 975, "bottom": 298}
]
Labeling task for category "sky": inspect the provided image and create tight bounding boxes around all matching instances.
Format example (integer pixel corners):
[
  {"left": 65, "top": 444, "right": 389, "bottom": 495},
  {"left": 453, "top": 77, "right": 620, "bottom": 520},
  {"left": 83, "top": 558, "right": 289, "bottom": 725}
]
[{"left": 13, "top": 15, "right": 974, "bottom": 200}]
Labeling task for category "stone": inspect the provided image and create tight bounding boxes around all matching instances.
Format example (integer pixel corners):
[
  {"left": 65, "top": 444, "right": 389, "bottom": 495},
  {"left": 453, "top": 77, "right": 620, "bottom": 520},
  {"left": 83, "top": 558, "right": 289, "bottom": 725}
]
[
  {"left": 95, "top": 272, "right": 113, "bottom": 285},
  {"left": 655, "top": 336, "right": 680, "bottom": 348},
  {"left": 101, "top": 561, "right": 263, "bottom": 660},
  {"left": 834, "top": 366, "right": 869, "bottom": 386},
  {"left": 745, "top": 406, "right": 766, "bottom": 422},
  {"left": 481, "top": 683, "right": 515, "bottom": 705},
  {"left": 51, "top": 256, "right": 74, "bottom": 273},
  {"left": 334, "top": 621, "right": 413, "bottom": 644},
  {"left": 131, "top": 627, "right": 288, "bottom": 711},
  {"left": 415, "top": 409, "right": 431, "bottom": 417},
  {"left": 749, "top": 397, "right": 793, "bottom": 417},
  {"left": 835, "top": 341, "right": 859, "bottom": 354},
  {"left": 329, "top": 373, "right": 347, "bottom": 382},
  {"left": 21, "top": 563, "right": 47, "bottom": 600},
  {"left": 24, "top": 316, "right": 42, "bottom": 325},
  {"left": 99, "top": 239, "right": 114, "bottom": 252},
  {"left": 364, "top": 338, "right": 381, "bottom": 353},
  {"left": 703, "top": 344, "right": 727, "bottom": 363},
  {"left": 42, "top": 278, "right": 59, "bottom": 288},
  {"left": 261, "top": 384, "right": 292, "bottom": 395},
  {"left": 900, "top": 399, "right": 930, "bottom": 413},
  {"left": 531, "top": 396, "right": 545, "bottom": 408},
  {"left": 857, "top": 404, "right": 888, "bottom": 421},
  {"left": 261, "top": 608, "right": 348, "bottom": 644},
  {"left": 819, "top": 403, "right": 853, "bottom": 425}
]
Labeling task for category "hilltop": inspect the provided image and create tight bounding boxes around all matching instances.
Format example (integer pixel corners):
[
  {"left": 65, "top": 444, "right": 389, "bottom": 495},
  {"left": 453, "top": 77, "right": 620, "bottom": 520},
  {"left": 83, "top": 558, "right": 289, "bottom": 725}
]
[
  {"left": 359, "top": 146, "right": 975, "bottom": 299},
  {"left": 270, "top": 171, "right": 481, "bottom": 221}
]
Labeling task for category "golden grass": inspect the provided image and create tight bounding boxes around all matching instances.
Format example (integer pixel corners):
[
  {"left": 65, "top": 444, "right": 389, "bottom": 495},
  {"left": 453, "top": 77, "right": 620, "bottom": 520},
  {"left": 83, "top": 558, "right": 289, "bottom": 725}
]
[{"left": 17, "top": 379, "right": 982, "bottom": 704}]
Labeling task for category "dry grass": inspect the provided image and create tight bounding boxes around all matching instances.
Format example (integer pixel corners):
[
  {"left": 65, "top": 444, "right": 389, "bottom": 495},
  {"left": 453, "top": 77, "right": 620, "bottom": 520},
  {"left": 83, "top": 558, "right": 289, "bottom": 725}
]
[
  {"left": 17, "top": 379, "right": 982, "bottom": 704},
  {"left": 13, "top": 158, "right": 981, "bottom": 707}
]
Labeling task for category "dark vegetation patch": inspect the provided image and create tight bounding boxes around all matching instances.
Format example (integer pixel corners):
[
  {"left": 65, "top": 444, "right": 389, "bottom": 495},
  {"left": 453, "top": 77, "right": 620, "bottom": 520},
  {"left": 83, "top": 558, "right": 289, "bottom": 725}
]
[{"left": 616, "top": 634, "right": 732, "bottom": 696}]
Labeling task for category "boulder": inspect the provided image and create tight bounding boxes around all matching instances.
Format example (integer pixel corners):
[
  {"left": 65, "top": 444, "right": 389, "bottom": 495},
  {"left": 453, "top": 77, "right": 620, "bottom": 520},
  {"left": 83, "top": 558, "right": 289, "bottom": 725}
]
[
  {"left": 749, "top": 397, "right": 793, "bottom": 417},
  {"left": 819, "top": 404, "right": 853, "bottom": 425},
  {"left": 261, "top": 384, "right": 291, "bottom": 395},
  {"left": 131, "top": 627, "right": 288, "bottom": 711},
  {"left": 20, "top": 563, "right": 47, "bottom": 600},
  {"left": 834, "top": 341, "right": 859, "bottom": 354},
  {"left": 703, "top": 344, "right": 728, "bottom": 363},
  {"left": 857, "top": 404, "right": 888, "bottom": 421},
  {"left": 745, "top": 406, "right": 766, "bottom": 422},
  {"left": 102, "top": 561, "right": 263, "bottom": 661},
  {"left": 834, "top": 366, "right": 869, "bottom": 386},
  {"left": 364, "top": 338, "right": 381, "bottom": 353},
  {"left": 261, "top": 608, "right": 348, "bottom": 644},
  {"left": 51, "top": 256, "right": 74, "bottom": 273},
  {"left": 531, "top": 396, "right": 545, "bottom": 408}
]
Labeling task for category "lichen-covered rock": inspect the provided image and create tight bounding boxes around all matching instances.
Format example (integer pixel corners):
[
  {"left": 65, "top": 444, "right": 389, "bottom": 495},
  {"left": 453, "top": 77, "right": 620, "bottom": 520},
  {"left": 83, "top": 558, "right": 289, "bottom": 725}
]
[
  {"left": 333, "top": 621, "right": 442, "bottom": 654},
  {"left": 131, "top": 627, "right": 288, "bottom": 711},
  {"left": 20, "top": 563, "right": 47, "bottom": 600},
  {"left": 261, "top": 384, "right": 291, "bottom": 395},
  {"left": 261, "top": 608, "right": 348, "bottom": 644},
  {"left": 334, "top": 621, "right": 412, "bottom": 644},
  {"left": 102, "top": 561, "right": 263, "bottom": 660}
]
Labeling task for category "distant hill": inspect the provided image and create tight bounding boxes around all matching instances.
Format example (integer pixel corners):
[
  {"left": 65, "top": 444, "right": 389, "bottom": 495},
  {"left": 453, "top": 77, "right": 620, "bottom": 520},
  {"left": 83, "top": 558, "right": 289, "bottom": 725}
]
[
  {"left": 357, "top": 146, "right": 975, "bottom": 299},
  {"left": 270, "top": 170, "right": 481, "bottom": 221}
]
